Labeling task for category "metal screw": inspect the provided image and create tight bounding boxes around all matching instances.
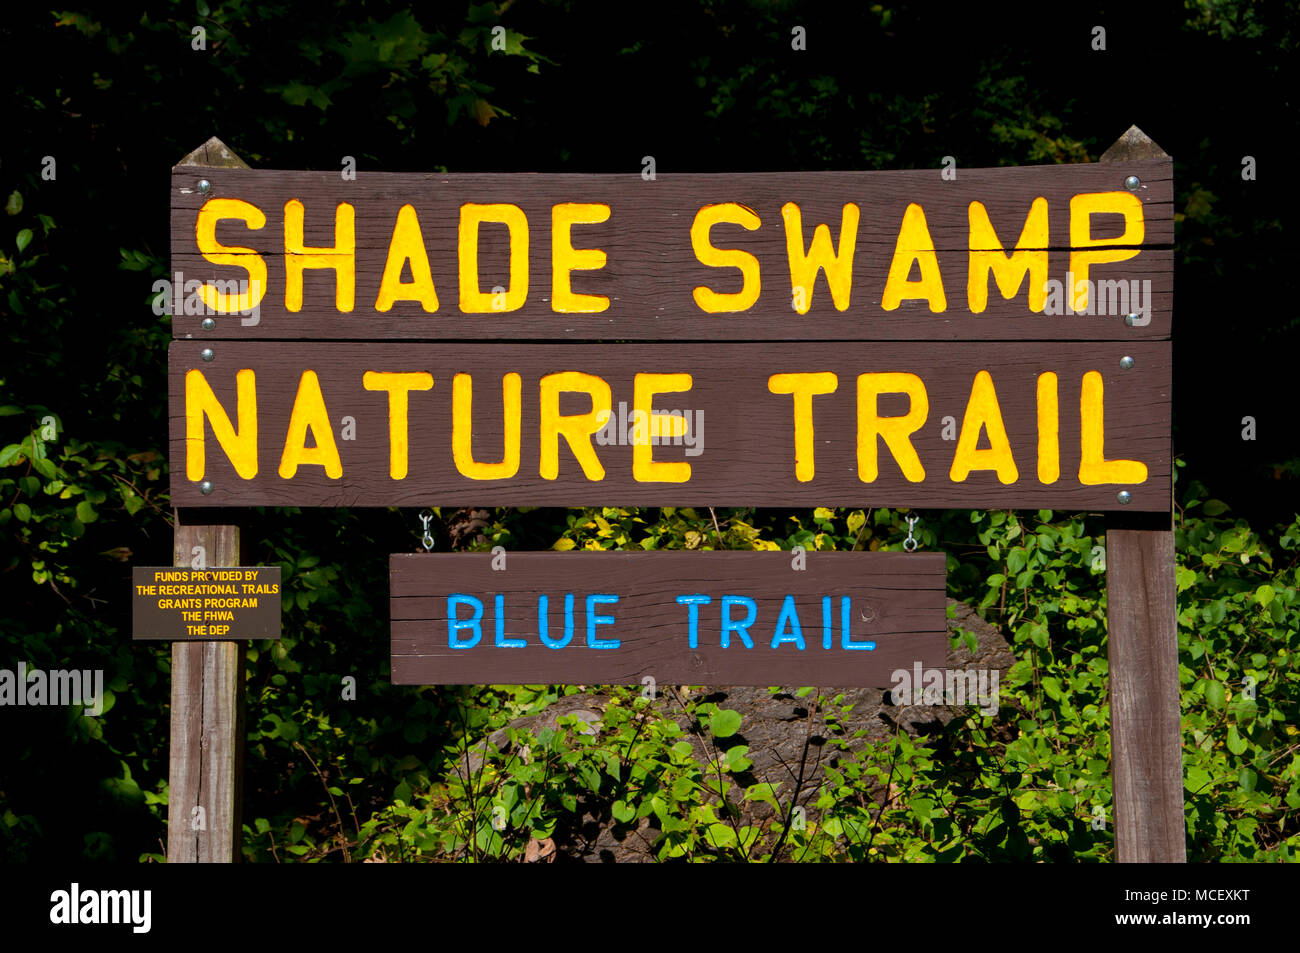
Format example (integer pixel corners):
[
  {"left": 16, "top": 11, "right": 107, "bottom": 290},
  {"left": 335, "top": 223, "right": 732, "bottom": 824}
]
[
  {"left": 1124, "top": 312, "right": 1141, "bottom": 326},
  {"left": 1119, "top": 355, "right": 1135, "bottom": 370},
  {"left": 200, "top": 348, "right": 215, "bottom": 362},
  {"left": 197, "top": 179, "right": 212, "bottom": 195},
  {"left": 201, "top": 317, "right": 216, "bottom": 331},
  {"left": 1117, "top": 490, "right": 1132, "bottom": 505},
  {"left": 200, "top": 481, "right": 214, "bottom": 495},
  {"left": 1124, "top": 174, "right": 1140, "bottom": 191}
]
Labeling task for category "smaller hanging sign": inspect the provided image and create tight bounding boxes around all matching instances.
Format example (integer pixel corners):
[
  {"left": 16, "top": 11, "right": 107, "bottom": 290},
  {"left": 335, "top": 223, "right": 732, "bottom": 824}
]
[{"left": 390, "top": 550, "right": 947, "bottom": 687}]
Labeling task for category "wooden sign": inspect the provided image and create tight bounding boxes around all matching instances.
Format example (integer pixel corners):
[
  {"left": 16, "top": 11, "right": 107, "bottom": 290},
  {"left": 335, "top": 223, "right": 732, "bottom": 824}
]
[
  {"left": 390, "top": 551, "right": 947, "bottom": 686},
  {"left": 169, "top": 161, "right": 1171, "bottom": 341},
  {"left": 169, "top": 340, "right": 1170, "bottom": 510},
  {"left": 132, "top": 566, "right": 281, "bottom": 640}
]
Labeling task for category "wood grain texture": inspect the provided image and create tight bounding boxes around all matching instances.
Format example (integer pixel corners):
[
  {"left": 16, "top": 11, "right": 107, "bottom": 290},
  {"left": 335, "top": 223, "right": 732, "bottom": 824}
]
[
  {"left": 169, "top": 159, "right": 1173, "bottom": 342},
  {"left": 168, "top": 340, "right": 1172, "bottom": 510},
  {"left": 391, "top": 551, "right": 948, "bottom": 686},
  {"left": 1107, "top": 518, "right": 1184, "bottom": 862},
  {"left": 1100, "top": 127, "right": 1184, "bottom": 863},
  {"left": 166, "top": 138, "right": 250, "bottom": 865},
  {"left": 168, "top": 520, "right": 244, "bottom": 863}
]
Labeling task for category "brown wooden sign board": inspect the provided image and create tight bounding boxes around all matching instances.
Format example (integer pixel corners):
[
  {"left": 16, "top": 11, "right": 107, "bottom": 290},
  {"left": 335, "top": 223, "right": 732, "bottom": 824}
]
[
  {"left": 390, "top": 551, "right": 947, "bottom": 686},
  {"left": 169, "top": 340, "right": 1171, "bottom": 510},
  {"left": 132, "top": 566, "right": 281, "bottom": 640},
  {"left": 169, "top": 160, "right": 1172, "bottom": 342}
]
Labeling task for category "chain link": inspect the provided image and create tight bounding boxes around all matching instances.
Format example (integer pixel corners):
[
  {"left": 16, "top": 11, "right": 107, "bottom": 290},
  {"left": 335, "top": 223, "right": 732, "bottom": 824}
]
[
  {"left": 419, "top": 509, "right": 435, "bottom": 551},
  {"left": 903, "top": 514, "right": 920, "bottom": 552}
]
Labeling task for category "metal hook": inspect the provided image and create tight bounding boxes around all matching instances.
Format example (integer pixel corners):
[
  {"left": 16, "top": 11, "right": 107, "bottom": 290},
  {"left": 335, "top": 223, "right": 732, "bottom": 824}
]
[
  {"left": 903, "top": 514, "right": 920, "bottom": 552},
  {"left": 419, "top": 509, "right": 435, "bottom": 552}
]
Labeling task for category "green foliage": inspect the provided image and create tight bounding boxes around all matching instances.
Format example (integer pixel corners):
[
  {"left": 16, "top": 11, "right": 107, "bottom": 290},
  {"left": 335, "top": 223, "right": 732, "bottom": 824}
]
[{"left": 2, "top": 1, "right": 1298, "bottom": 863}]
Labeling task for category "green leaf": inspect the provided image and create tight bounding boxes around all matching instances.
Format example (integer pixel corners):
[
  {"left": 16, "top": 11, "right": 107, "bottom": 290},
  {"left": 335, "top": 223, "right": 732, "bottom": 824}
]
[
  {"left": 611, "top": 800, "right": 635, "bottom": 823},
  {"left": 1238, "top": 768, "right": 1257, "bottom": 793},
  {"left": 1226, "top": 724, "right": 1248, "bottom": 756},
  {"left": 75, "top": 500, "right": 97, "bottom": 523},
  {"left": 706, "top": 822, "right": 737, "bottom": 848},
  {"left": 1204, "top": 680, "right": 1225, "bottom": 710},
  {"left": 4, "top": 192, "right": 20, "bottom": 216},
  {"left": 15, "top": 229, "right": 32, "bottom": 253},
  {"left": 13, "top": 503, "right": 30, "bottom": 522},
  {"left": 709, "top": 708, "right": 742, "bottom": 738},
  {"left": 1185, "top": 766, "right": 1213, "bottom": 793},
  {"left": 1201, "top": 499, "right": 1229, "bottom": 516}
]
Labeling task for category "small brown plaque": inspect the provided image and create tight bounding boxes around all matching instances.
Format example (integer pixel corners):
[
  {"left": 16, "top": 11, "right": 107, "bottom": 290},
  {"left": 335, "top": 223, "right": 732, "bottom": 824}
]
[
  {"left": 132, "top": 566, "right": 282, "bottom": 640},
  {"left": 390, "top": 551, "right": 947, "bottom": 687}
]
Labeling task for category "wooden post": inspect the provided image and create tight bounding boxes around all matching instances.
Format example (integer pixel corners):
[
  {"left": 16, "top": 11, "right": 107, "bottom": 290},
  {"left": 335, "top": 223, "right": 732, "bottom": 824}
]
[
  {"left": 167, "top": 138, "right": 249, "bottom": 863},
  {"left": 1101, "top": 126, "right": 1185, "bottom": 862}
]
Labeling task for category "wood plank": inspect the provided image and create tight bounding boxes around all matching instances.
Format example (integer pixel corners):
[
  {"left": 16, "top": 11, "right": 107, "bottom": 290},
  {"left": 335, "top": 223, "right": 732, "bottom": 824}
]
[
  {"left": 1107, "top": 516, "right": 1184, "bottom": 861},
  {"left": 390, "top": 551, "right": 948, "bottom": 686},
  {"left": 167, "top": 340, "right": 1172, "bottom": 511},
  {"left": 168, "top": 519, "right": 244, "bottom": 863},
  {"left": 168, "top": 159, "right": 1172, "bottom": 341},
  {"left": 167, "top": 136, "right": 247, "bottom": 866},
  {"left": 1101, "top": 125, "right": 1185, "bottom": 863}
]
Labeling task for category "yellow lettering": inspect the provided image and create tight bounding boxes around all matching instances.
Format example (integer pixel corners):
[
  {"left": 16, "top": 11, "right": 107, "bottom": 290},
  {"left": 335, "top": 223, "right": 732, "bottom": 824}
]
[
  {"left": 691, "top": 203, "right": 761, "bottom": 312},
  {"left": 362, "top": 371, "right": 434, "bottom": 479},
  {"left": 279, "top": 370, "right": 342, "bottom": 479},
  {"left": 453, "top": 373, "right": 522, "bottom": 480},
  {"left": 185, "top": 369, "right": 257, "bottom": 480},
  {"left": 375, "top": 204, "right": 438, "bottom": 312},
  {"left": 1036, "top": 372, "right": 1059, "bottom": 484},
  {"left": 950, "top": 370, "right": 1018, "bottom": 484},
  {"left": 856, "top": 373, "right": 927, "bottom": 482},
  {"left": 195, "top": 199, "right": 267, "bottom": 314},
  {"left": 284, "top": 200, "right": 355, "bottom": 312},
  {"left": 539, "top": 371, "right": 610, "bottom": 481},
  {"left": 967, "top": 198, "right": 1048, "bottom": 313},
  {"left": 782, "top": 202, "right": 859, "bottom": 313},
  {"left": 459, "top": 203, "right": 528, "bottom": 313},
  {"left": 552, "top": 203, "right": 610, "bottom": 313},
  {"left": 768, "top": 372, "right": 838, "bottom": 482},
  {"left": 1079, "top": 370, "right": 1147, "bottom": 484},
  {"left": 632, "top": 373, "right": 693, "bottom": 483},
  {"left": 882, "top": 203, "right": 947, "bottom": 312},
  {"left": 1068, "top": 192, "right": 1143, "bottom": 312}
]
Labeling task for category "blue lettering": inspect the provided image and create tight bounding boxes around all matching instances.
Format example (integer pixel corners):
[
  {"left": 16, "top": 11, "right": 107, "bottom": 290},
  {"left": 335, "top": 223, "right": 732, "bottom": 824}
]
[
  {"left": 771, "top": 594, "right": 806, "bottom": 650},
  {"left": 587, "top": 594, "right": 620, "bottom": 648},
  {"left": 537, "top": 593, "right": 575, "bottom": 649},
  {"left": 720, "top": 595, "right": 756, "bottom": 649},
  {"left": 495, "top": 593, "right": 525, "bottom": 647},
  {"left": 447, "top": 594, "right": 483, "bottom": 649},
  {"left": 676, "top": 594, "right": 711, "bottom": 648},
  {"left": 841, "top": 596, "right": 876, "bottom": 650}
]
